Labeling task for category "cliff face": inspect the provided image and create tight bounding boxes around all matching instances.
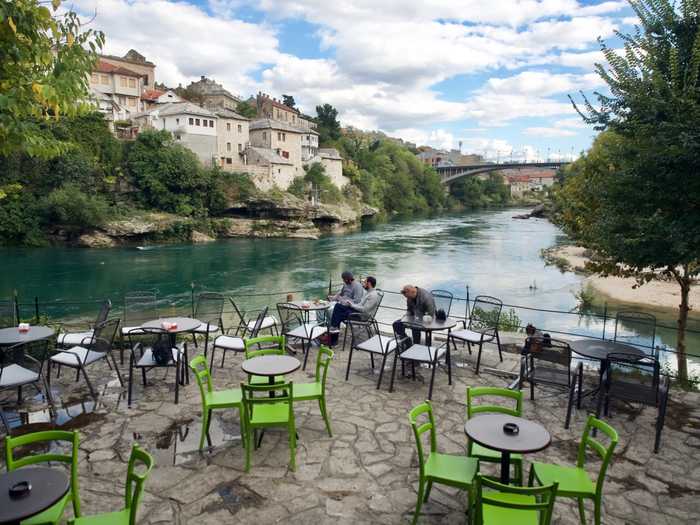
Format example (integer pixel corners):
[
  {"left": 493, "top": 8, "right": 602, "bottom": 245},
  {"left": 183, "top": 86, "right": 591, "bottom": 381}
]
[{"left": 76, "top": 195, "right": 378, "bottom": 247}]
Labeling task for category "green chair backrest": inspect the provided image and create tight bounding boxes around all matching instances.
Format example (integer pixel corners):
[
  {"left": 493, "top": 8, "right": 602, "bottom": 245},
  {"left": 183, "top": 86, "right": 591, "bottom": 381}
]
[
  {"left": 475, "top": 474, "right": 558, "bottom": 525},
  {"left": 124, "top": 444, "right": 155, "bottom": 525},
  {"left": 189, "top": 355, "right": 213, "bottom": 398},
  {"left": 241, "top": 381, "right": 294, "bottom": 426},
  {"left": 244, "top": 335, "right": 286, "bottom": 359},
  {"left": 315, "top": 346, "right": 334, "bottom": 390},
  {"left": 408, "top": 401, "right": 437, "bottom": 477},
  {"left": 466, "top": 386, "right": 523, "bottom": 418},
  {"left": 5, "top": 430, "right": 81, "bottom": 516},
  {"left": 577, "top": 415, "right": 618, "bottom": 499}
]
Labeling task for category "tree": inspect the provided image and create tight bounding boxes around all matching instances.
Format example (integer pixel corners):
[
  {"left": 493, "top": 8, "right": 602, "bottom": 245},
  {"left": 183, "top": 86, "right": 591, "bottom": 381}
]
[
  {"left": 566, "top": 0, "right": 700, "bottom": 383},
  {"left": 282, "top": 94, "right": 295, "bottom": 109},
  {"left": 0, "top": 1, "right": 104, "bottom": 158},
  {"left": 315, "top": 103, "right": 341, "bottom": 144},
  {"left": 236, "top": 100, "right": 257, "bottom": 119}
]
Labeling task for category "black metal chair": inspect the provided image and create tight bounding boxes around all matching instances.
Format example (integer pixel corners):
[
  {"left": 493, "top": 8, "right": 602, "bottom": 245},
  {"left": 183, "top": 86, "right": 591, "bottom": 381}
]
[
  {"left": 49, "top": 318, "right": 123, "bottom": 399},
  {"left": 430, "top": 289, "right": 454, "bottom": 317},
  {"left": 448, "top": 295, "right": 503, "bottom": 374},
  {"left": 127, "top": 327, "right": 188, "bottom": 407},
  {"left": 209, "top": 307, "right": 268, "bottom": 371},
  {"left": 119, "top": 291, "right": 159, "bottom": 364},
  {"left": 613, "top": 311, "right": 657, "bottom": 355},
  {"left": 519, "top": 336, "right": 583, "bottom": 429},
  {"left": 1, "top": 339, "right": 52, "bottom": 403},
  {"left": 389, "top": 331, "right": 452, "bottom": 401},
  {"left": 345, "top": 313, "right": 396, "bottom": 389},
  {"left": 57, "top": 299, "right": 112, "bottom": 348},
  {"left": 340, "top": 290, "right": 385, "bottom": 351},
  {"left": 597, "top": 352, "right": 670, "bottom": 453},
  {"left": 0, "top": 298, "right": 17, "bottom": 328},
  {"left": 277, "top": 302, "right": 327, "bottom": 370},
  {"left": 192, "top": 292, "right": 225, "bottom": 355}
]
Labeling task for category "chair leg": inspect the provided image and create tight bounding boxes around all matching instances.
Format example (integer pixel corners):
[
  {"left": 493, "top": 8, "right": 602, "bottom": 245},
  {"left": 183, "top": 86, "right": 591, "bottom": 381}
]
[
  {"left": 565, "top": 384, "right": 575, "bottom": 429},
  {"left": 341, "top": 328, "right": 348, "bottom": 352},
  {"left": 81, "top": 364, "right": 97, "bottom": 400},
  {"left": 495, "top": 330, "right": 503, "bottom": 361},
  {"left": 577, "top": 368, "right": 583, "bottom": 409},
  {"left": 412, "top": 477, "right": 426, "bottom": 525},
  {"left": 128, "top": 362, "right": 134, "bottom": 408},
  {"left": 446, "top": 344, "right": 452, "bottom": 385},
  {"left": 578, "top": 497, "right": 587, "bottom": 525},
  {"left": 319, "top": 397, "right": 332, "bottom": 437},
  {"left": 302, "top": 339, "right": 310, "bottom": 370},
  {"left": 220, "top": 348, "right": 227, "bottom": 368},
  {"left": 593, "top": 496, "right": 601, "bottom": 525},
  {"left": 528, "top": 466, "right": 535, "bottom": 487},
  {"left": 530, "top": 373, "right": 535, "bottom": 400},
  {"left": 345, "top": 347, "right": 354, "bottom": 381},
  {"left": 199, "top": 408, "right": 210, "bottom": 450},
  {"left": 205, "top": 408, "right": 213, "bottom": 448},
  {"left": 245, "top": 427, "right": 252, "bottom": 472},
  {"left": 377, "top": 353, "right": 388, "bottom": 390},
  {"left": 209, "top": 347, "right": 217, "bottom": 373},
  {"left": 424, "top": 480, "right": 433, "bottom": 502},
  {"left": 475, "top": 342, "right": 483, "bottom": 374},
  {"left": 289, "top": 423, "right": 297, "bottom": 472},
  {"left": 109, "top": 352, "right": 124, "bottom": 387},
  {"left": 427, "top": 360, "right": 437, "bottom": 400},
  {"left": 389, "top": 352, "right": 399, "bottom": 393},
  {"left": 370, "top": 353, "right": 375, "bottom": 370},
  {"left": 655, "top": 395, "right": 668, "bottom": 453}
]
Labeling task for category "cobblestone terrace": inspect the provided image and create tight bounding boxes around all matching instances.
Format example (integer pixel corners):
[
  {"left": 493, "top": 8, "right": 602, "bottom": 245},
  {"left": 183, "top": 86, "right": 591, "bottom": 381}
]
[{"left": 2, "top": 336, "right": 699, "bottom": 524}]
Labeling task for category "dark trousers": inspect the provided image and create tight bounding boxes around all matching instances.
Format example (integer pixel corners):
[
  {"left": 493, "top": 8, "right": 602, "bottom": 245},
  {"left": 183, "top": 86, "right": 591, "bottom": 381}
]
[
  {"left": 330, "top": 303, "right": 355, "bottom": 328},
  {"left": 392, "top": 320, "right": 422, "bottom": 345}
]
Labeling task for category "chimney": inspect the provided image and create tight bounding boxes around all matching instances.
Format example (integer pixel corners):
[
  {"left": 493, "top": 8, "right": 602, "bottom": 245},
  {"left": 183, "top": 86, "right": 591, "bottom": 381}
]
[{"left": 200, "top": 75, "right": 205, "bottom": 80}]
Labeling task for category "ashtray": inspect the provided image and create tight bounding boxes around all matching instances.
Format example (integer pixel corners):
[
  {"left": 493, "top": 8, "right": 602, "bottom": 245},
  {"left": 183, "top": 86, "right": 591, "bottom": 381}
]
[
  {"left": 503, "top": 422, "right": 519, "bottom": 435},
  {"left": 9, "top": 481, "right": 32, "bottom": 499}
]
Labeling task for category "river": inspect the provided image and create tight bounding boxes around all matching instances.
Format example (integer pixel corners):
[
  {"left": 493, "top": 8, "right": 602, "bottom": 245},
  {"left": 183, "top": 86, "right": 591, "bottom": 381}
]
[{"left": 1, "top": 208, "right": 698, "bottom": 375}]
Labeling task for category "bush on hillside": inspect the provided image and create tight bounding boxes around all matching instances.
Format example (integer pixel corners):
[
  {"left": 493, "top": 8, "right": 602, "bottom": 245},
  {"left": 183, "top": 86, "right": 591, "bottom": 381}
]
[{"left": 40, "top": 183, "right": 111, "bottom": 232}]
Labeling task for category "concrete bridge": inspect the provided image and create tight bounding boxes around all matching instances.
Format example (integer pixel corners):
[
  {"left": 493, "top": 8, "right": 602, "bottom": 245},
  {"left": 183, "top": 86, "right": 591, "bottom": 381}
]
[{"left": 436, "top": 161, "right": 569, "bottom": 184}]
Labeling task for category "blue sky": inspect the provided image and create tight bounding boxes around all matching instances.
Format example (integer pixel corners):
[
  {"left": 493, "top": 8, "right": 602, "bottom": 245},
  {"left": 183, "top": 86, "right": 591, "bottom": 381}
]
[{"left": 73, "top": 0, "right": 636, "bottom": 160}]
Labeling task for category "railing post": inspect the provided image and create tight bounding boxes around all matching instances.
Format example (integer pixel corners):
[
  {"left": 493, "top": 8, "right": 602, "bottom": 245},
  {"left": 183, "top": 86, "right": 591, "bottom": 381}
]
[
  {"left": 601, "top": 302, "right": 608, "bottom": 340},
  {"left": 328, "top": 275, "right": 332, "bottom": 297},
  {"left": 190, "top": 282, "right": 195, "bottom": 317},
  {"left": 13, "top": 289, "right": 19, "bottom": 324},
  {"left": 465, "top": 285, "right": 471, "bottom": 321},
  {"left": 34, "top": 296, "right": 40, "bottom": 324}
]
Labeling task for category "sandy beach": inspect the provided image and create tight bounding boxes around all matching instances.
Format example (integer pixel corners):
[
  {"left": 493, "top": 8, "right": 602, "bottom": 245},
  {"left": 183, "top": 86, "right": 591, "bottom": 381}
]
[{"left": 545, "top": 245, "right": 698, "bottom": 312}]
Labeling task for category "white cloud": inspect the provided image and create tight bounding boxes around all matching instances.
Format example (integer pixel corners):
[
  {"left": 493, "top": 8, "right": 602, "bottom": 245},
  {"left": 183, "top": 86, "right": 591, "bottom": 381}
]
[
  {"left": 523, "top": 126, "right": 578, "bottom": 138},
  {"left": 391, "top": 128, "right": 456, "bottom": 150}
]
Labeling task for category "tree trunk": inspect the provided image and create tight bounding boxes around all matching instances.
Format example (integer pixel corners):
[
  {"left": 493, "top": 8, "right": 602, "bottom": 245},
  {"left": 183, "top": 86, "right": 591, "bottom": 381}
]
[{"left": 674, "top": 268, "right": 691, "bottom": 384}]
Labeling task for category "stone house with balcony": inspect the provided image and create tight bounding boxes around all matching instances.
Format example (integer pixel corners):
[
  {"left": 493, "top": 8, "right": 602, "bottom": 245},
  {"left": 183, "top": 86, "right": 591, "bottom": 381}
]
[
  {"left": 134, "top": 102, "right": 218, "bottom": 165},
  {"left": 249, "top": 119, "right": 305, "bottom": 178},
  {"left": 187, "top": 76, "right": 240, "bottom": 111},
  {"left": 101, "top": 49, "right": 156, "bottom": 88},
  {"left": 213, "top": 108, "right": 250, "bottom": 170},
  {"left": 89, "top": 59, "right": 147, "bottom": 122},
  {"left": 245, "top": 147, "right": 296, "bottom": 190}
]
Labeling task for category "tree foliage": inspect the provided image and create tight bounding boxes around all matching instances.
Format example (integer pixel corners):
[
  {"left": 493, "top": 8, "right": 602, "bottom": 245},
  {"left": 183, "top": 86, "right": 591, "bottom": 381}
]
[
  {"left": 565, "top": 0, "right": 700, "bottom": 382},
  {"left": 315, "top": 103, "right": 341, "bottom": 144},
  {"left": 282, "top": 94, "right": 295, "bottom": 109},
  {"left": 236, "top": 100, "right": 257, "bottom": 118},
  {"left": 0, "top": 0, "right": 104, "bottom": 158},
  {"left": 450, "top": 173, "right": 510, "bottom": 207}
]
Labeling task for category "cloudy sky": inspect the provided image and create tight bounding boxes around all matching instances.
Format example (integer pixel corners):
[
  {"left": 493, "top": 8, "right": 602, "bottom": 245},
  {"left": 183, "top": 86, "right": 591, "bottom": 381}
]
[{"left": 72, "top": 0, "right": 636, "bottom": 160}]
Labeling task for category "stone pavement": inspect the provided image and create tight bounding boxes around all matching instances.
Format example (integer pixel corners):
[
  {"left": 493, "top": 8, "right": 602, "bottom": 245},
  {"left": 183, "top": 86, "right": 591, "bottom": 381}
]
[{"left": 2, "top": 337, "right": 699, "bottom": 524}]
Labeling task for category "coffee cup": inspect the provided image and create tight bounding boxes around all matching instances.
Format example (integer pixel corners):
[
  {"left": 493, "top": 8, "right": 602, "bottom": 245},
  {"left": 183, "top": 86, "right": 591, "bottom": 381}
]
[
  {"left": 422, "top": 315, "right": 432, "bottom": 323},
  {"left": 18, "top": 323, "right": 30, "bottom": 333}
]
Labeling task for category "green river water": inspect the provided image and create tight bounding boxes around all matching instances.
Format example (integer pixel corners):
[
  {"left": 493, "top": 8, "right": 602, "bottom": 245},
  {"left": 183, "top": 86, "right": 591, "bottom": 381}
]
[{"left": 1, "top": 208, "right": 698, "bottom": 375}]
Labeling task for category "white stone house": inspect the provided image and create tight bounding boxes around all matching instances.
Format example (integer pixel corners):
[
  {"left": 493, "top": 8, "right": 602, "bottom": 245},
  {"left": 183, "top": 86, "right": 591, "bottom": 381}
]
[
  {"left": 249, "top": 119, "right": 305, "bottom": 178},
  {"left": 213, "top": 108, "right": 250, "bottom": 171},
  {"left": 245, "top": 147, "right": 296, "bottom": 190},
  {"left": 304, "top": 148, "right": 347, "bottom": 189}
]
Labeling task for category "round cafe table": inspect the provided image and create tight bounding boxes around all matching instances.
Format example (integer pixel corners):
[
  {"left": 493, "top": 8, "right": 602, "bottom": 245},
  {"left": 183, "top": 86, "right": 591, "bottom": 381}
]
[
  {"left": 464, "top": 414, "right": 551, "bottom": 484},
  {"left": 241, "top": 355, "right": 301, "bottom": 386},
  {"left": 0, "top": 467, "right": 70, "bottom": 525},
  {"left": 141, "top": 317, "right": 202, "bottom": 334},
  {"left": 569, "top": 339, "right": 647, "bottom": 394},
  {"left": 399, "top": 315, "right": 457, "bottom": 346},
  {"left": 0, "top": 326, "right": 55, "bottom": 346},
  {"left": 288, "top": 300, "right": 330, "bottom": 324}
]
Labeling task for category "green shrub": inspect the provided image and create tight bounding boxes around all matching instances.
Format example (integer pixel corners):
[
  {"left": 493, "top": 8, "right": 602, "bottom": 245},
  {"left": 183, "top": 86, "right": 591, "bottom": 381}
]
[{"left": 40, "top": 183, "right": 111, "bottom": 232}]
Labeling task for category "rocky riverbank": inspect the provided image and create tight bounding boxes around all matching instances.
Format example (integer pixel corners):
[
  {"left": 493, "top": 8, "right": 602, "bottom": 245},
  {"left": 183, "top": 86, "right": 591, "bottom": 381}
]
[
  {"left": 542, "top": 245, "right": 699, "bottom": 311},
  {"left": 75, "top": 194, "right": 378, "bottom": 247}
]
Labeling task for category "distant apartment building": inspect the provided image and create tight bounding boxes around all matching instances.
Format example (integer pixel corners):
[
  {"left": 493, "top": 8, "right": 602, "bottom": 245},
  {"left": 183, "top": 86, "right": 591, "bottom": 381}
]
[
  {"left": 134, "top": 102, "right": 218, "bottom": 165},
  {"left": 249, "top": 119, "right": 305, "bottom": 178},
  {"left": 100, "top": 49, "right": 156, "bottom": 88},
  {"left": 504, "top": 169, "right": 557, "bottom": 196},
  {"left": 187, "top": 76, "right": 240, "bottom": 111},
  {"left": 213, "top": 108, "right": 249, "bottom": 170},
  {"left": 417, "top": 148, "right": 483, "bottom": 168}
]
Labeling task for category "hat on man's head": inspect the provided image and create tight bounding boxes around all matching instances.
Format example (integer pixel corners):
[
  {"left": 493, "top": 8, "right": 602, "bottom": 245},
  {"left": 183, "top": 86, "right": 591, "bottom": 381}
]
[{"left": 341, "top": 271, "right": 354, "bottom": 280}]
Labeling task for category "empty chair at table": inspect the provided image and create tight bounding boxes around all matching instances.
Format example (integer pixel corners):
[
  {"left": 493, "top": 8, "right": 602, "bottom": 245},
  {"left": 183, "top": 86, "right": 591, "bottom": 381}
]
[
  {"left": 0, "top": 298, "right": 17, "bottom": 328},
  {"left": 448, "top": 295, "right": 503, "bottom": 374},
  {"left": 119, "top": 291, "right": 159, "bottom": 364},
  {"left": 389, "top": 331, "right": 451, "bottom": 401},
  {"left": 277, "top": 302, "right": 327, "bottom": 370},
  {"left": 613, "top": 311, "right": 657, "bottom": 355},
  {"left": 596, "top": 352, "right": 669, "bottom": 453},
  {"left": 345, "top": 313, "right": 396, "bottom": 389},
  {"left": 209, "top": 307, "right": 269, "bottom": 371},
  {"left": 518, "top": 336, "right": 583, "bottom": 429},
  {"left": 430, "top": 289, "right": 454, "bottom": 317},
  {"left": 233, "top": 298, "right": 279, "bottom": 336},
  {"left": 49, "top": 318, "right": 123, "bottom": 399},
  {"left": 57, "top": 300, "right": 111, "bottom": 348},
  {"left": 191, "top": 292, "right": 225, "bottom": 355}
]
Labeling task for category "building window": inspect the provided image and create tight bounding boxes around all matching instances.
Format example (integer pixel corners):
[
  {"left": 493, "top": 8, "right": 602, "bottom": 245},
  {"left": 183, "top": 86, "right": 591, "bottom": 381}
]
[
  {"left": 120, "top": 76, "right": 127, "bottom": 87},
  {"left": 91, "top": 73, "right": 99, "bottom": 83},
  {"left": 227, "top": 142, "right": 231, "bottom": 152},
  {"left": 209, "top": 120, "right": 214, "bottom": 127},
  {"left": 277, "top": 132, "right": 281, "bottom": 141},
  {"left": 100, "top": 74, "right": 109, "bottom": 85},
  {"left": 262, "top": 132, "right": 266, "bottom": 141},
  {"left": 202, "top": 120, "right": 208, "bottom": 127},
  {"left": 189, "top": 117, "right": 194, "bottom": 125},
  {"left": 227, "top": 123, "right": 231, "bottom": 131},
  {"left": 278, "top": 168, "right": 281, "bottom": 174},
  {"left": 282, "top": 133, "right": 286, "bottom": 141},
  {"left": 128, "top": 97, "right": 136, "bottom": 107},
  {"left": 237, "top": 124, "right": 242, "bottom": 132},
  {"left": 238, "top": 143, "right": 242, "bottom": 152},
  {"left": 226, "top": 158, "right": 232, "bottom": 165},
  {"left": 128, "top": 78, "right": 136, "bottom": 88},
  {"left": 282, "top": 151, "right": 289, "bottom": 159},
  {"left": 195, "top": 118, "right": 200, "bottom": 126},
  {"left": 176, "top": 118, "right": 179, "bottom": 125}
]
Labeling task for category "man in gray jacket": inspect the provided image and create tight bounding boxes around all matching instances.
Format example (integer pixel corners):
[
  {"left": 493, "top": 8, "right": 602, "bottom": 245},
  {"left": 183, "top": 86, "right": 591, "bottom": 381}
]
[
  {"left": 329, "top": 276, "right": 380, "bottom": 345},
  {"left": 393, "top": 284, "right": 436, "bottom": 345}
]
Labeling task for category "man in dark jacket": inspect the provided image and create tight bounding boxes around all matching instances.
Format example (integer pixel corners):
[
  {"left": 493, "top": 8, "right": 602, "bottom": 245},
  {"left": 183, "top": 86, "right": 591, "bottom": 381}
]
[{"left": 392, "top": 284, "right": 436, "bottom": 345}]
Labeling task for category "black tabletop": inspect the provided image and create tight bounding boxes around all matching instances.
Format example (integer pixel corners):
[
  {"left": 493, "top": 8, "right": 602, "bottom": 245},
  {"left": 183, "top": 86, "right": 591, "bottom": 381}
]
[
  {"left": 0, "top": 326, "right": 55, "bottom": 346},
  {"left": 400, "top": 315, "right": 457, "bottom": 332},
  {"left": 0, "top": 468, "right": 70, "bottom": 525},
  {"left": 569, "top": 339, "right": 646, "bottom": 361},
  {"left": 141, "top": 317, "right": 202, "bottom": 334},
  {"left": 464, "top": 414, "right": 551, "bottom": 454},
  {"left": 242, "top": 355, "right": 301, "bottom": 377}
]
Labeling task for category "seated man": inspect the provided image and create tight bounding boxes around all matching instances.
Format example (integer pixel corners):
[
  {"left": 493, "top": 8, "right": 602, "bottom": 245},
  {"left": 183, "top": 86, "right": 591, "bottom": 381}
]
[
  {"left": 328, "top": 276, "right": 379, "bottom": 345},
  {"left": 328, "top": 271, "right": 364, "bottom": 303},
  {"left": 392, "top": 284, "right": 436, "bottom": 345}
]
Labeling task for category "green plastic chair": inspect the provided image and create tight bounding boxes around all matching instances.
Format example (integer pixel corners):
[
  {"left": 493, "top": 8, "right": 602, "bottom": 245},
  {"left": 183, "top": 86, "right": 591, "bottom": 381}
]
[
  {"left": 408, "top": 401, "right": 479, "bottom": 525},
  {"left": 70, "top": 444, "right": 154, "bottom": 525},
  {"left": 529, "top": 414, "right": 618, "bottom": 525},
  {"left": 466, "top": 386, "right": 524, "bottom": 485},
  {"left": 189, "top": 355, "right": 243, "bottom": 450},
  {"left": 5, "top": 430, "right": 81, "bottom": 525},
  {"left": 292, "top": 345, "right": 334, "bottom": 437},
  {"left": 475, "top": 474, "right": 558, "bottom": 525},
  {"left": 241, "top": 381, "right": 296, "bottom": 472},
  {"left": 244, "top": 335, "right": 287, "bottom": 385}
]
